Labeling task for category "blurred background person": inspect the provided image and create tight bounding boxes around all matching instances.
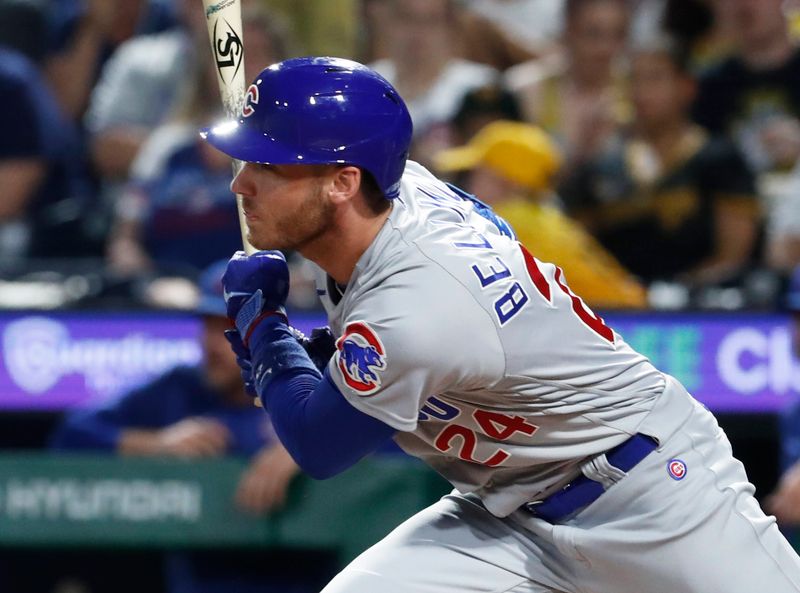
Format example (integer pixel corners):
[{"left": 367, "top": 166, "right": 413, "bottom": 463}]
[
  {"left": 662, "top": 0, "right": 736, "bottom": 74},
  {"left": 264, "top": 0, "right": 357, "bottom": 59},
  {"left": 44, "top": 0, "right": 177, "bottom": 124},
  {"left": 630, "top": 0, "right": 737, "bottom": 75},
  {"left": 559, "top": 36, "right": 760, "bottom": 291},
  {"left": 357, "top": 0, "right": 392, "bottom": 62},
  {"left": 765, "top": 265, "right": 800, "bottom": 532},
  {"left": 0, "top": 0, "right": 99, "bottom": 260},
  {"left": 460, "top": 0, "right": 565, "bottom": 58},
  {"left": 790, "top": 0, "right": 800, "bottom": 42},
  {"left": 448, "top": 83, "right": 524, "bottom": 147},
  {"left": 368, "top": 0, "right": 499, "bottom": 168},
  {"left": 104, "top": 59, "right": 247, "bottom": 278},
  {"left": 358, "top": 0, "right": 533, "bottom": 73},
  {"left": 692, "top": 0, "right": 800, "bottom": 176},
  {"left": 691, "top": 0, "right": 800, "bottom": 276},
  {"left": 83, "top": 0, "right": 208, "bottom": 193},
  {"left": 104, "top": 4, "right": 291, "bottom": 278},
  {"left": 50, "top": 259, "right": 332, "bottom": 593},
  {"left": 766, "top": 167, "right": 800, "bottom": 272},
  {"left": 84, "top": 0, "right": 291, "bottom": 235},
  {"left": 435, "top": 120, "right": 647, "bottom": 310},
  {"left": 449, "top": 5, "right": 537, "bottom": 72},
  {"left": 505, "top": 0, "right": 631, "bottom": 167}
]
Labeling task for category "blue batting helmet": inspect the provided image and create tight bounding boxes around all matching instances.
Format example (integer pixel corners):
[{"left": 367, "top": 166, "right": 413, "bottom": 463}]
[{"left": 201, "top": 57, "right": 413, "bottom": 199}]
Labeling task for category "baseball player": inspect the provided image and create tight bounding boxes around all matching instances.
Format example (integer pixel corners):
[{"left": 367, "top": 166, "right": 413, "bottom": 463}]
[{"left": 201, "top": 57, "right": 800, "bottom": 592}]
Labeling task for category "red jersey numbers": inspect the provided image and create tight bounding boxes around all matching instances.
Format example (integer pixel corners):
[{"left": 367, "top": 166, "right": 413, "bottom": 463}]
[
  {"left": 474, "top": 409, "right": 537, "bottom": 440},
  {"left": 519, "top": 244, "right": 614, "bottom": 343},
  {"left": 435, "top": 424, "right": 509, "bottom": 466},
  {"left": 433, "top": 409, "right": 538, "bottom": 467}
]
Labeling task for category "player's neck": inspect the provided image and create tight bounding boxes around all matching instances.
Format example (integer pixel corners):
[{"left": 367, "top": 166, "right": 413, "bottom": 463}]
[{"left": 301, "top": 204, "right": 393, "bottom": 285}]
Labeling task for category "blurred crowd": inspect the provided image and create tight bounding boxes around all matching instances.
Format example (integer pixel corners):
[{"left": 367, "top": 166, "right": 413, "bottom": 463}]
[
  {"left": 3, "top": 0, "right": 800, "bottom": 313},
  {"left": 4, "top": 2, "right": 800, "bottom": 590}
]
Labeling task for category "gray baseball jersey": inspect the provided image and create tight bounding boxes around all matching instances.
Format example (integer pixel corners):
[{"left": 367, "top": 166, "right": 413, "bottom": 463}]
[
  {"left": 320, "top": 161, "right": 668, "bottom": 517},
  {"left": 316, "top": 162, "right": 800, "bottom": 593}
]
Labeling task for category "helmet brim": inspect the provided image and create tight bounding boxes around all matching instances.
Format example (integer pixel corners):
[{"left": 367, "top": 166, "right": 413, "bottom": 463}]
[{"left": 200, "top": 120, "right": 336, "bottom": 166}]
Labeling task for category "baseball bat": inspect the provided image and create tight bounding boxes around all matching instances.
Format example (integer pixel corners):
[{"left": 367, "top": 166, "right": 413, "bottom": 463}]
[{"left": 201, "top": 0, "right": 256, "bottom": 255}]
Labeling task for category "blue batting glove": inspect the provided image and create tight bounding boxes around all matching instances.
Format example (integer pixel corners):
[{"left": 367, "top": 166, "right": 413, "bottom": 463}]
[
  {"left": 222, "top": 250, "right": 290, "bottom": 345},
  {"left": 224, "top": 329, "right": 257, "bottom": 397},
  {"left": 290, "top": 326, "right": 337, "bottom": 372},
  {"left": 226, "top": 326, "right": 330, "bottom": 399}
]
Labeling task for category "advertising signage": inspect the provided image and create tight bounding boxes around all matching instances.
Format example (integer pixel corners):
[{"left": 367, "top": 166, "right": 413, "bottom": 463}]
[
  {"left": 606, "top": 312, "right": 800, "bottom": 413},
  {"left": 0, "top": 313, "right": 201, "bottom": 410},
  {"left": 0, "top": 311, "right": 798, "bottom": 413}
]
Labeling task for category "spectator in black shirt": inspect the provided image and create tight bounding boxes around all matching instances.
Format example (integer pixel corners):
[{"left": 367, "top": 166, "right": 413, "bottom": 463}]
[
  {"left": 692, "top": 0, "right": 800, "bottom": 174},
  {"left": 560, "top": 36, "right": 760, "bottom": 288}
]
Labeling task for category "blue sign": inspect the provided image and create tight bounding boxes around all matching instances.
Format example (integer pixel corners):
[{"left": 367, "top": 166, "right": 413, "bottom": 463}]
[{"left": 0, "top": 311, "right": 798, "bottom": 413}]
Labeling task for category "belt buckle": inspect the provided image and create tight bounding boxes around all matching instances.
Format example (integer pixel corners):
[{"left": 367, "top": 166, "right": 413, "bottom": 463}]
[
  {"left": 524, "top": 500, "right": 544, "bottom": 514},
  {"left": 523, "top": 479, "right": 574, "bottom": 515}
]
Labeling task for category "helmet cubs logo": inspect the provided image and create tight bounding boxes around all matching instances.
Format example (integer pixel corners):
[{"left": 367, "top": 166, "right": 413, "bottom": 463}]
[
  {"left": 336, "top": 321, "right": 386, "bottom": 396},
  {"left": 242, "top": 83, "right": 259, "bottom": 118}
]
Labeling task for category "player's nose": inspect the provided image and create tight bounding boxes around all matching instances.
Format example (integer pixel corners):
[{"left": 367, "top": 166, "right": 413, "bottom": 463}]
[{"left": 231, "top": 163, "right": 255, "bottom": 197}]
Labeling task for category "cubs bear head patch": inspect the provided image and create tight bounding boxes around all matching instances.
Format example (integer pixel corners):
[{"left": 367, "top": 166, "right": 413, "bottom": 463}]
[{"left": 335, "top": 321, "right": 387, "bottom": 396}]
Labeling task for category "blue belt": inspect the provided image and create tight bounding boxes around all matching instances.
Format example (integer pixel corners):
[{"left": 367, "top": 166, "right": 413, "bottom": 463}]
[{"left": 525, "top": 433, "right": 658, "bottom": 523}]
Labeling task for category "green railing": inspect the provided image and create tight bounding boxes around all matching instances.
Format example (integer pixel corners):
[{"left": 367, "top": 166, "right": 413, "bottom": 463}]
[{"left": 0, "top": 454, "right": 451, "bottom": 562}]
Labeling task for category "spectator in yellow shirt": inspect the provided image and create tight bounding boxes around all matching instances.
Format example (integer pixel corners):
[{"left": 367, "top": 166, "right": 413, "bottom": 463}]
[{"left": 435, "top": 120, "right": 647, "bottom": 309}]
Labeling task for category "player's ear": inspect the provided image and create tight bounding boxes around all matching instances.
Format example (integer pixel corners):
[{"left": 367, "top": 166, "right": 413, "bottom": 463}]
[{"left": 329, "top": 166, "right": 361, "bottom": 205}]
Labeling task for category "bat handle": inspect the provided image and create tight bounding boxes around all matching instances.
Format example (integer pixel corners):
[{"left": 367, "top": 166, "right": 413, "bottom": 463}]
[{"left": 230, "top": 160, "right": 256, "bottom": 255}]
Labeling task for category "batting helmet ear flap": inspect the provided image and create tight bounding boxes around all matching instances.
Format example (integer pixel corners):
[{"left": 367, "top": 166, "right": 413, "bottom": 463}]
[{"left": 201, "top": 57, "right": 413, "bottom": 199}]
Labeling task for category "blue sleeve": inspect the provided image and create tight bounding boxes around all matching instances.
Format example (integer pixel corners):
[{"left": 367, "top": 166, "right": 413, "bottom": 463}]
[
  {"left": 49, "top": 407, "right": 124, "bottom": 451},
  {"left": 250, "top": 320, "right": 396, "bottom": 479},
  {"left": 49, "top": 370, "right": 192, "bottom": 451}
]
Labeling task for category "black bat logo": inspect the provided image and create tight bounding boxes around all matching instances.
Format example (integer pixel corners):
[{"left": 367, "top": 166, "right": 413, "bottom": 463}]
[{"left": 212, "top": 18, "right": 243, "bottom": 83}]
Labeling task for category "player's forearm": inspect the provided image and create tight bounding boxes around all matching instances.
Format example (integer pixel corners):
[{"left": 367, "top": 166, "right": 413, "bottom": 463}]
[
  {"left": 250, "top": 321, "right": 395, "bottom": 479},
  {"left": 261, "top": 370, "right": 396, "bottom": 479}
]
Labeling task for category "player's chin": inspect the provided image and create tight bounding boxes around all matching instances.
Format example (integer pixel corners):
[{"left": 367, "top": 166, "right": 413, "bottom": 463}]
[
  {"left": 244, "top": 223, "right": 268, "bottom": 248},
  {"left": 247, "top": 229, "right": 287, "bottom": 252}
]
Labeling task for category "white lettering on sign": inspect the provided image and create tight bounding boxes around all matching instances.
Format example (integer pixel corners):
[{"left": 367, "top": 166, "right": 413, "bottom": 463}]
[
  {"left": 2, "top": 317, "right": 201, "bottom": 397},
  {"left": 2, "top": 479, "right": 202, "bottom": 522},
  {"left": 716, "top": 327, "right": 800, "bottom": 395}
]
